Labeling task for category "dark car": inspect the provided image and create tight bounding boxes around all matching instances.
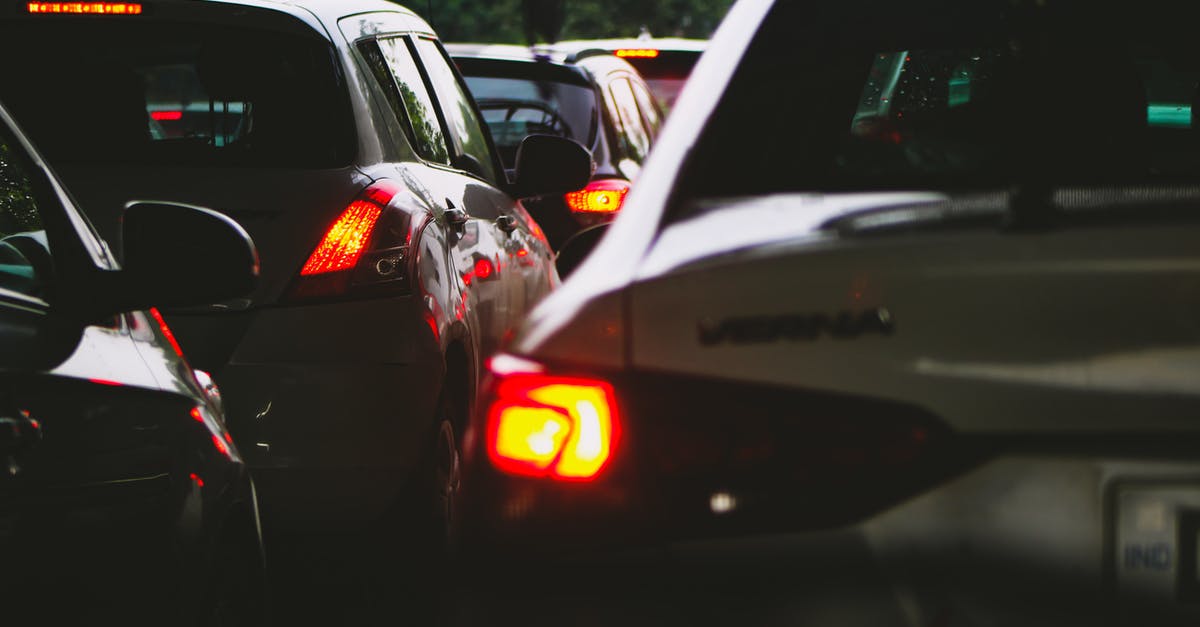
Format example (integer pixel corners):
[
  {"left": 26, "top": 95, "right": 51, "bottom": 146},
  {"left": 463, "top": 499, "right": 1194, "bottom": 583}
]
[
  {"left": 0, "top": 1, "right": 589, "bottom": 607},
  {"left": 447, "top": 43, "right": 662, "bottom": 265},
  {"left": 554, "top": 36, "right": 706, "bottom": 112},
  {"left": 459, "top": 0, "right": 1200, "bottom": 625},
  {"left": 0, "top": 100, "right": 264, "bottom": 625}
]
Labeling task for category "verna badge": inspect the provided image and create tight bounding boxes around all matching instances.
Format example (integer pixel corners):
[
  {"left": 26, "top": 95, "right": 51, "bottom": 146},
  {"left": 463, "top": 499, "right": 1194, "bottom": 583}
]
[{"left": 698, "top": 308, "right": 895, "bottom": 346}]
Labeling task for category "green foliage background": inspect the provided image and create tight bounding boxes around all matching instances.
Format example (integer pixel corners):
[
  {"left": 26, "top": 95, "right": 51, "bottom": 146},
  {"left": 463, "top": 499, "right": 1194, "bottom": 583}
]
[{"left": 402, "top": 0, "right": 734, "bottom": 44}]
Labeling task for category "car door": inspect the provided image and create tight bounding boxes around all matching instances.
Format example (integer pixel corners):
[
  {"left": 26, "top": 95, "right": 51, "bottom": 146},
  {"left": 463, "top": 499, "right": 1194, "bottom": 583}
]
[
  {"left": 409, "top": 36, "right": 557, "bottom": 336},
  {"left": 359, "top": 32, "right": 513, "bottom": 356}
]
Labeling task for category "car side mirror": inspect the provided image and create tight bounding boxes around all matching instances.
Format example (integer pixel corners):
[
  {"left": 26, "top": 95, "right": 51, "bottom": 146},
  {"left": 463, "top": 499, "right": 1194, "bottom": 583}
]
[
  {"left": 511, "top": 134, "right": 592, "bottom": 199},
  {"left": 107, "top": 201, "right": 259, "bottom": 313}
]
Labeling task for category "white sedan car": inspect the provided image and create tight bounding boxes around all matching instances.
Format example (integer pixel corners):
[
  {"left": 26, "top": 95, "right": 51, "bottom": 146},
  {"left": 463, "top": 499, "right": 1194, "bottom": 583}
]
[{"left": 459, "top": 0, "right": 1200, "bottom": 625}]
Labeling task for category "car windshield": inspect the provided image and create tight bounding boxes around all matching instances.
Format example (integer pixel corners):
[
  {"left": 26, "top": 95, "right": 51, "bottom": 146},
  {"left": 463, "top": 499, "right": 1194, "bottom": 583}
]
[
  {"left": 0, "top": 20, "right": 355, "bottom": 168},
  {"left": 461, "top": 74, "right": 598, "bottom": 169},
  {"left": 679, "top": 1, "right": 1200, "bottom": 206}
]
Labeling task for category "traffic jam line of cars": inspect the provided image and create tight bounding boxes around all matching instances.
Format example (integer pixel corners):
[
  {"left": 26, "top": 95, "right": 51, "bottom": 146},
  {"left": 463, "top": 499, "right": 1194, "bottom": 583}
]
[{"left": 6, "top": 0, "right": 1200, "bottom": 626}]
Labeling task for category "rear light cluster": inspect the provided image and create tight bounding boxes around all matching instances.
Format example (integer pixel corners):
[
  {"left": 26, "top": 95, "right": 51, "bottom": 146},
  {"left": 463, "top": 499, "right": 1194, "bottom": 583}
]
[
  {"left": 564, "top": 179, "right": 630, "bottom": 215},
  {"left": 288, "top": 180, "right": 413, "bottom": 302},
  {"left": 485, "top": 356, "right": 620, "bottom": 481},
  {"left": 615, "top": 49, "right": 660, "bottom": 59},
  {"left": 26, "top": 2, "right": 143, "bottom": 14}
]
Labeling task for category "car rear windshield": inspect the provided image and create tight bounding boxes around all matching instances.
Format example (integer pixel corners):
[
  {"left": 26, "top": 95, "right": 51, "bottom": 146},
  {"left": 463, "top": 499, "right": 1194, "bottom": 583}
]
[
  {"left": 620, "top": 52, "right": 700, "bottom": 109},
  {"left": 680, "top": 0, "right": 1200, "bottom": 201},
  {"left": 460, "top": 72, "right": 598, "bottom": 169},
  {"left": 0, "top": 20, "right": 355, "bottom": 168}
]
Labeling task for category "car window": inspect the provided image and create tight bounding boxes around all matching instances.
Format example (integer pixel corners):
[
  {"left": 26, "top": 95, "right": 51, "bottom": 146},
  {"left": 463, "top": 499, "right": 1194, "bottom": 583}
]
[
  {"left": 370, "top": 37, "right": 452, "bottom": 166},
  {"left": 630, "top": 79, "right": 662, "bottom": 139},
  {"left": 0, "top": 21, "right": 354, "bottom": 168},
  {"left": 462, "top": 74, "right": 598, "bottom": 170},
  {"left": 0, "top": 127, "right": 50, "bottom": 300},
  {"left": 412, "top": 38, "right": 501, "bottom": 184},
  {"left": 608, "top": 77, "right": 652, "bottom": 163},
  {"left": 678, "top": 2, "right": 1200, "bottom": 205}
]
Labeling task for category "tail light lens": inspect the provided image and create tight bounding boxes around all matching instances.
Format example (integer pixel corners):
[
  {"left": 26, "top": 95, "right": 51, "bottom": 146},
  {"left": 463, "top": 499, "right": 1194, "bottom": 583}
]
[
  {"left": 564, "top": 179, "right": 630, "bottom": 215},
  {"left": 287, "top": 179, "right": 412, "bottom": 302},
  {"left": 485, "top": 358, "right": 620, "bottom": 481}
]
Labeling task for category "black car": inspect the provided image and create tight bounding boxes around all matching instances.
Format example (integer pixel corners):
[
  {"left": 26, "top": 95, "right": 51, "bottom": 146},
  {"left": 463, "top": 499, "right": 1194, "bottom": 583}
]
[
  {"left": 448, "top": 44, "right": 662, "bottom": 267},
  {"left": 0, "top": 101, "right": 264, "bottom": 625}
]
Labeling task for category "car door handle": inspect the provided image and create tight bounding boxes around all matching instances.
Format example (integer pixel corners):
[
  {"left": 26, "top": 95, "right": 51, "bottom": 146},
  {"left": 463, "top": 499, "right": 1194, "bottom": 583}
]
[
  {"left": 495, "top": 215, "right": 518, "bottom": 234},
  {"left": 445, "top": 208, "right": 469, "bottom": 229}
]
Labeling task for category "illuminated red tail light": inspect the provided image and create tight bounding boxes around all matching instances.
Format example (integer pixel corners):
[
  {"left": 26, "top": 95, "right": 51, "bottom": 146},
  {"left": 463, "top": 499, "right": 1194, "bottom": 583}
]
[
  {"left": 299, "top": 200, "right": 383, "bottom": 276},
  {"left": 150, "top": 110, "right": 183, "bottom": 121},
  {"left": 615, "top": 49, "right": 660, "bottom": 59},
  {"left": 486, "top": 360, "right": 620, "bottom": 481},
  {"left": 564, "top": 179, "right": 630, "bottom": 215},
  {"left": 287, "top": 179, "right": 410, "bottom": 302}
]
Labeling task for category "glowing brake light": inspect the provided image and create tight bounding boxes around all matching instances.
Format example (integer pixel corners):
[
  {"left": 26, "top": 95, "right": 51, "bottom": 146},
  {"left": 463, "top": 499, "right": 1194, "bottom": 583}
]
[
  {"left": 615, "top": 49, "right": 660, "bottom": 59},
  {"left": 300, "top": 201, "right": 382, "bottom": 276},
  {"left": 564, "top": 179, "right": 631, "bottom": 214},
  {"left": 27, "top": 2, "right": 143, "bottom": 14},
  {"left": 486, "top": 366, "right": 619, "bottom": 481},
  {"left": 150, "top": 110, "right": 182, "bottom": 121},
  {"left": 288, "top": 180, "right": 410, "bottom": 302}
]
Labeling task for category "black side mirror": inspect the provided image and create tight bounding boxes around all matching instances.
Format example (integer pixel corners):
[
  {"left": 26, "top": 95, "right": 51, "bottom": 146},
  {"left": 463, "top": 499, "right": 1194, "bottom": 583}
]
[
  {"left": 511, "top": 134, "right": 592, "bottom": 199},
  {"left": 111, "top": 201, "right": 259, "bottom": 312}
]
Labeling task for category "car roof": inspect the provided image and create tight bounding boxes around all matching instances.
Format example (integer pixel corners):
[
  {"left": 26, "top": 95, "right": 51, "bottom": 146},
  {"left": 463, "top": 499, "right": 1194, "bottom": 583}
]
[
  {"left": 445, "top": 43, "right": 576, "bottom": 65},
  {"left": 198, "top": 0, "right": 430, "bottom": 37},
  {"left": 554, "top": 37, "right": 708, "bottom": 54},
  {"left": 446, "top": 43, "right": 645, "bottom": 82}
]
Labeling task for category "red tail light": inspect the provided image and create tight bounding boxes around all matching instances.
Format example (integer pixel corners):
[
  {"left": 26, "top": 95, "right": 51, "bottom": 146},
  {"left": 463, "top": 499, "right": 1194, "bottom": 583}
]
[
  {"left": 564, "top": 179, "right": 630, "bottom": 215},
  {"left": 486, "top": 359, "right": 620, "bottom": 482},
  {"left": 150, "top": 110, "right": 183, "bottom": 121},
  {"left": 299, "top": 200, "right": 382, "bottom": 276},
  {"left": 615, "top": 49, "right": 660, "bottom": 59},
  {"left": 287, "top": 179, "right": 412, "bottom": 302}
]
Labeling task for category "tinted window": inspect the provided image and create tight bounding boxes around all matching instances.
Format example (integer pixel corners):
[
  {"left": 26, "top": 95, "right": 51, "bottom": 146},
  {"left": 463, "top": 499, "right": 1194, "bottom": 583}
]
[
  {"left": 0, "top": 22, "right": 354, "bottom": 168},
  {"left": 681, "top": 1, "right": 1200, "bottom": 201},
  {"left": 609, "top": 78, "right": 652, "bottom": 163},
  {"left": 413, "top": 38, "right": 500, "bottom": 183},
  {"left": 630, "top": 80, "right": 662, "bottom": 138},
  {"left": 463, "top": 75, "right": 598, "bottom": 169},
  {"left": 373, "top": 37, "right": 452, "bottom": 165},
  {"left": 0, "top": 128, "right": 49, "bottom": 299}
]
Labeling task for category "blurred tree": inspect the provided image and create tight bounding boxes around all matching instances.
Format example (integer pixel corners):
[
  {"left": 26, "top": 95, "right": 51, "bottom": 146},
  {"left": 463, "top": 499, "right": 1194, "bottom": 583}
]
[{"left": 405, "top": 0, "right": 733, "bottom": 43}]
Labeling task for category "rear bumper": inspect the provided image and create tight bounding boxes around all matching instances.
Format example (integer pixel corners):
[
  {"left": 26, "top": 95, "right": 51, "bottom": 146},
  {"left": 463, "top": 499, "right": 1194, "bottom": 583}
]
[
  {"left": 461, "top": 454, "right": 1200, "bottom": 626},
  {"left": 167, "top": 297, "right": 444, "bottom": 531}
]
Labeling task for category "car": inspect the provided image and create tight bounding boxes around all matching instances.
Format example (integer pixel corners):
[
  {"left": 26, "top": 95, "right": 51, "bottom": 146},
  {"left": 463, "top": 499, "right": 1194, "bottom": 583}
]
[
  {"left": 0, "top": 99, "right": 264, "bottom": 625},
  {"left": 553, "top": 35, "right": 706, "bottom": 112},
  {"left": 459, "top": 0, "right": 1200, "bottom": 624},
  {"left": 0, "top": 0, "right": 589, "bottom": 592},
  {"left": 447, "top": 43, "right": 662, "bottom": 264}
]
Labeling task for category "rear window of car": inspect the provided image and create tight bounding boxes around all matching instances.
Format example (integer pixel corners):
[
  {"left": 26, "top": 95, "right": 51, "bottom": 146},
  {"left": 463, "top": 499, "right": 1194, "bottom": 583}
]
[
  {"left": 459, "top": 70, "right": 598, "bottom": 170},
  {"left": 679, "top": 0, "right": 1200, "bottom": 202},
  {"left": 0, "top": 20, "right": 355, "bottom": 168}
]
